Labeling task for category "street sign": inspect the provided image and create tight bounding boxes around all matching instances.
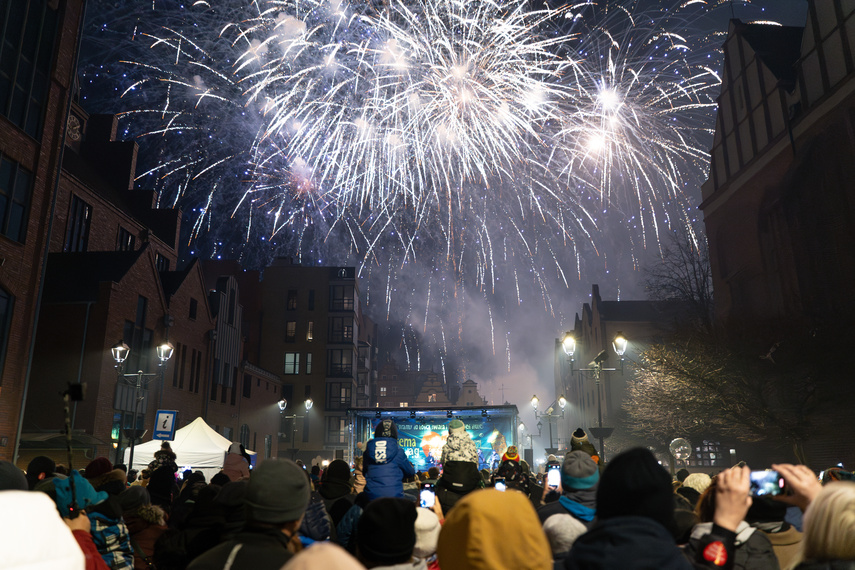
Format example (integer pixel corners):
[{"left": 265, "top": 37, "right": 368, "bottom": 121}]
[{"left": 153, "top": 410, "right": 178, "bottom": 440}]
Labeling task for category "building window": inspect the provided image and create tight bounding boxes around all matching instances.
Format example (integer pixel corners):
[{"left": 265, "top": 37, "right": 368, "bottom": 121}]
[
  {"left": 243, "top": 373, "right": 252, "bottom": 398},
  {"left": 0, "top": 1, "right": 58, "bottom": 139},
  {"left": 325, "top": 416, "right": 348, "bottom": 444},
  {"left": 284, "top": 352, "right": 300, "bottom": 375},
  {"left": 330, "top": 285, "right": 355, "bottom": 311},
  {"left": 179, "top": 345, "right": 187, "bottom": 389},
  {"left": 155, "top": 253, "right": 170, "bottom": 272},
  {"left": 123, "top": 296, "right": 152, "bottom": 373},
  {"left": 328, "top": 349, "right": 353, "bottom": 377},
  {"left": 117, "top": 226, "right": 135, "bottom": 252},
  {"left": 306, "top": 321, "right": 313, "bottom": 342},
  {"left": 240, "top": 424, "right": 250, "bottom": 448},
  {"left": 193, "top": 351, "right": 202, "bottom": 393},
  {"left": 305, "top": 353, "right": 312, "bottom": 374},
  {"left": 222, "top": 426, "right": 233, "bottom": 440},
  {"left": 328, "top": 317, "right": 354, "bottom": 343},
  {"left": 287, "top": 290, "right": 298, "bottom": 310},
  {"left": 308, "top": 289, "right": 315, "bottom": 310},
  {"left": 0, "top": 154, "right": 32, "bottom": 243},
  {"left": 189, "top": 348, "right": 197, "bottom": 391},
  {"left": 285, "top": 321, "right": 296, "bottom": 342},
  {"left": 265, "top": 435, "right": 272, "bottom": 459},
  {"left": 227, "top": 289, "right": 236, "bottom": 325},
  {"left": 63, "top": 195, "right": 91, "bottom": 252},
  {"left": 399, "top": 402, "right": 408, "bottom": 407},
  {"left": 380, "top": 386, "right": 387, "bottom": 396},
  {"left": 326, "top": 383, "right": 352, "bottom": 410},
  {"left": 230, "top": 368, "right": 238, "bottom": 405},
  {"left": 189, "top": 298, "right": 198, "bottom": 320}
]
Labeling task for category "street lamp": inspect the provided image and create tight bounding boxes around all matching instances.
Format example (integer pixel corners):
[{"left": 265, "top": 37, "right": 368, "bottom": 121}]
[
  {"left": 279, "top": 398, "right": 313, "bottom": 460},
  {"left": 531, "top": 395, "right": 566, "bottom": 455},
  {"left": 562, "top": 331, "right": 628, "bottom": 462},
  {"left": 112, "top": 339, "right": 173, "bottom": 469}
]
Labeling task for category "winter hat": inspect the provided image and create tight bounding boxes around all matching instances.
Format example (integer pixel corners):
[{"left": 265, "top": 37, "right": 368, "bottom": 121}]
[
  {"left": 374, "top": 418, "right": 399, "bottom": 439},
  {"left": 118, "top": 485, "right": 151, "bottom": 513},
  {"left": 676, "top": 468, "right": 690, "bottom": 482},
  {"left": 543, "top": 513, "right": 587, "bottom": 556},
  {"left": 547, "top": 454, "right": 558, "bottom": 464},
  {"left": 357, "top": 497, "right": 418, "bottom": 565},
  {"left": 228, "top": 442, "right": 243, "bottom": 455},
  {"left": 282, "top": 542, "right": 365, "bottom": 570},
  {"left": 448, "top": 419, "right": 465, "bottom": 434},
  {"left": 438, "top": 489, "right": 552, "bottom": 570},
  {"left": 414, "top": 507, "right": 441, "bottom": 559},
  {"left": 25, "top": 455, "right": 56, "bottom": 490},
  {"left": 502, "top": 446, "right": 520, "bottom": 462},
  {"left": 0, "top": 460, "right": 28, "bottom": 491},
  {"left": 570, "top": 428, "right": 600, "bottom": 463},
  {"left": 596, "top": 447, "right": 675, "bottom": 534},
  {"left": 84, "top": 457, "right": 113, "bottom": 480},
  {"left": 52, "top": 470, "right": 109, "bottom": 516},
  {"left": 325, "top": 459, "right": 351, "bottom": 483},
  {"left": 561, "top": 450, "right": 599, "bottom": 490},
  {"left": 682, "top": 472, "right": 712, "bottom": 495},
  {"left": 0, "top": 491, "right": 85, "bottom": 570},
  {"left": 246, "top": 459, "right": 310, "bottom": 524}
]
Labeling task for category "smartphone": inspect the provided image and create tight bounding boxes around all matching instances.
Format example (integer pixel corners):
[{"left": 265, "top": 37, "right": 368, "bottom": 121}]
[
  {"left": 749, "top": 470, "right": 785, "bottom": 496},
  {"left": 494, "top": 477, "right": 506, "bottom": 491},
  {"left": 547, "top": 464, "right": 561, "bottom": 489},
  {"left": 420, "top": 483, "right": 436, "bottom": 508}
]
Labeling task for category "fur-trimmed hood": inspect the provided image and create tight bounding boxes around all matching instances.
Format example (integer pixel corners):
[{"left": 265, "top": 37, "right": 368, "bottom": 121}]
[{"left": 124, "top": 503, "right": 167, "bottom": 533}]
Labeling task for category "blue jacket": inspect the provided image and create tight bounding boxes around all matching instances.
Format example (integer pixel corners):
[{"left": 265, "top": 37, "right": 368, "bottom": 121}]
[{"left": 363, "top": 437, "right": 415, "bottom": 500}]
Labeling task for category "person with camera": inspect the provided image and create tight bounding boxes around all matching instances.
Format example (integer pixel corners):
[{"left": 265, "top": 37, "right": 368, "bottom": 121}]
[{"left": 771, "top": 463, "right": 855, "bottom": 570}]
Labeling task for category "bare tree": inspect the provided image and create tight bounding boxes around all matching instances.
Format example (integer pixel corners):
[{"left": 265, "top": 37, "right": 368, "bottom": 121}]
[
  {"left": 642, "top": 229, "right": 714, "bottom": 332},
  {"left": 622, "top": 328, "right": 846, "bottom": 465}
]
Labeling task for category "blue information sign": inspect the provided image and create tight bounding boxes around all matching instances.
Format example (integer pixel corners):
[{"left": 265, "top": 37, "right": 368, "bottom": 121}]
[{"left": 153, "top": 410, "right": 178, "bottom": 441}]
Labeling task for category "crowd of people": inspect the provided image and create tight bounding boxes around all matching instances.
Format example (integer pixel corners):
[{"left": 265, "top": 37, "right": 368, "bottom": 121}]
[{"left": 2, "top": 422, "right": 854, "bottom": 570}]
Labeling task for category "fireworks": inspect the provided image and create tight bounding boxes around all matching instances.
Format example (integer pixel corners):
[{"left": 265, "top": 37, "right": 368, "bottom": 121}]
[{"left": 80, "top": 0, "right": 727, "bottom": 378}]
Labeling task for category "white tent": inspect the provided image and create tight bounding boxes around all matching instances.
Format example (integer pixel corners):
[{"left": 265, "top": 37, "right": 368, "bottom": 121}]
[{"left": 124, "top": 417, "right": 253, "bottom": 481}]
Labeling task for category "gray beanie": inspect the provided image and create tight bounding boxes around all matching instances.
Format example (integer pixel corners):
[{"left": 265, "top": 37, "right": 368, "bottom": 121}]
[
  {"left": 246, "top": 459, "right": 310, "bottom": 524},
  {"left": 561, "top": 450, "right": 599, "bottom": 490}
]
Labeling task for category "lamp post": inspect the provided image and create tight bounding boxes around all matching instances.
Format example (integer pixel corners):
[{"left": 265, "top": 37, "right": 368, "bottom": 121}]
[
  {"left": 531, "top": 394, "right": 566, "bottom": 455},
  {"left": 279, "top": 398, "right": 313, "bottom": 461},
  {"left": 518, "top": 422, "right": 537, "bottom": 466},
  {"left": 112, "top": 339, "right": 173, "bottom": 470},
  {"left": 561, "top": 331, "right": 627, "bottom": 462}
]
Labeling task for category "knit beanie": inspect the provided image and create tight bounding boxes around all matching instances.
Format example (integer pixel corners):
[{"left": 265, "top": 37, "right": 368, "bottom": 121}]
[
  {"left": 570, "top": 428, "right": 600, "bottom": 462},
  {"left": 324, "top": 459, "right": 351, "bottom": 483},
  {"left": 561, "top": 450, "right": 599, "bottom": 490},
  {"left": 84, "top": 457, "right": 113, "bottom": 480},
  {"left": 118, "top": 485, "right": 151, "bottom": 514},
  {"left": 596, "top": 447, "right": 675, "bottom": 533},
  {"left": 25, "top": 455, "right": 56, "bottom": 490},
  {"left": 682, "top": 472, "right": 712, "bottom": 495},
  {"left": 357, "top": 498, "right": 417, "bottom": 565},
  {"left": 246, "top": 459, "right": 310, "bottom": 524},
  {"left": 447, "top": 419, "right": 465, "bottom": 435},
  {"left": 414, "top": 506, "right": 441, "bottom": 559},
  {"left": 0, "top": 460, "right": 28, "bottom": 491},
  {"left": 374, "top": 419, "right": 399, "bottom": 439},
  {"left": 502, "top": 446, "right": 520, "bottom": 462},
  {"left": 543, "top": 513, "right": 587, "bottom": 556}
]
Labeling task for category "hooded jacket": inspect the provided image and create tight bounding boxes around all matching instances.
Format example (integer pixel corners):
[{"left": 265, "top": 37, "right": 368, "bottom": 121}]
[
  {"left": 440, "top": 425, "right": 479, "bottom": 464},
  {"left": 363, "top": 420, "right": 415, "bottom": 500},
  {"left": 123, "top": 504, "right": 168, "bottom": 570},
  {"left": 685, "top": 522, "right": 780, "bottom": 570},
  {"left": 437, "top": 488, "right": 552, "bottom": 570}
]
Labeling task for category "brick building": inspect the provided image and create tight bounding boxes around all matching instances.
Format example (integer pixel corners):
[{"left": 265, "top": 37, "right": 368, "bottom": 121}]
[{"left": 0, "top": 0, "right": 86, "bottom": 462}]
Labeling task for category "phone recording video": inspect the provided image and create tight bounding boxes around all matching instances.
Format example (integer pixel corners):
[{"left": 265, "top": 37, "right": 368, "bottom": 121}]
[
  {"left": 420, "top": 483, "right": 436, "bottom": 508},
  {"left": 494, "top": 477, "right": 506, "bottom": 491},
  {"left": 547, "top": 464, "right": 561, "bottom": 489},
  {"left": 749, "top": 470, "right": 785, "bottom": 496}
]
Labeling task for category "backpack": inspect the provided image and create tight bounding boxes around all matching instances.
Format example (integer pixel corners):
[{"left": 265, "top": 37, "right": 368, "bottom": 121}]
[{"left": 496, "top": 459, "right": 524, "bottom": 485}]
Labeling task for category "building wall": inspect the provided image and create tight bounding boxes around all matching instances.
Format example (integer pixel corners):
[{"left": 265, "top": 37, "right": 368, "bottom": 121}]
[{"left": 0, "top": 0, "right": 85, "bottom": 462}]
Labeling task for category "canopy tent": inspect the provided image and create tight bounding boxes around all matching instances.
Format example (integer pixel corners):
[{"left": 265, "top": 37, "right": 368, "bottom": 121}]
[{"left": 124, "top": 417, "right": 254, "bottom": 481}]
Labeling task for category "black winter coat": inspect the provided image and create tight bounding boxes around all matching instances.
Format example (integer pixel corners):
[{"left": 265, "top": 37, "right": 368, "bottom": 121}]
[{"left": 186, "top": 526, "right": 294, "bottom": 570}]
